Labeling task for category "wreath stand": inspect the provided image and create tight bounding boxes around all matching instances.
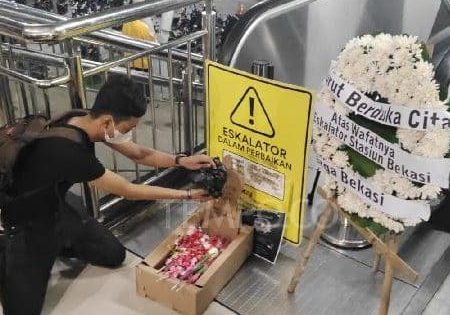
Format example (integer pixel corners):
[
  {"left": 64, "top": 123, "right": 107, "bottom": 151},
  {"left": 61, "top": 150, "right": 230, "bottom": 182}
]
[{"left": 287, "top": 187, "right": 419, "bottom": 315}]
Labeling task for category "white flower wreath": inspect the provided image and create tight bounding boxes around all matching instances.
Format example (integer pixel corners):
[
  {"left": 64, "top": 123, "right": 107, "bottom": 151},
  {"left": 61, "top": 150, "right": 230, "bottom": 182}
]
[{"left": 314, "top": 34, "right": 449, "bottom": 233}]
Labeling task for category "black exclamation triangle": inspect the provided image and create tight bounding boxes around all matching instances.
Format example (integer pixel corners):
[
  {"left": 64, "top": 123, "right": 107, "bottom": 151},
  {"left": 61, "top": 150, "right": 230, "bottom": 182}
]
[{"left": 249, "top": 97, "right": 255, "bottom": 125}]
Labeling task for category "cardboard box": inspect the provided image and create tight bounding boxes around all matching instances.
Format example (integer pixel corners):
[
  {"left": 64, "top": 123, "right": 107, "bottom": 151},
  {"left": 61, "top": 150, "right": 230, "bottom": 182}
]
[{"left": 136, "top": 205, "right": 253, "bottom": 315}]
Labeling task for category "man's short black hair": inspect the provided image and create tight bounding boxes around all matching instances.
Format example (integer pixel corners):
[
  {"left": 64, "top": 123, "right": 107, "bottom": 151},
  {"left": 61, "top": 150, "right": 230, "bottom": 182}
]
[{"left": 91, "top": 74, "right": 147, "bottom": 121}]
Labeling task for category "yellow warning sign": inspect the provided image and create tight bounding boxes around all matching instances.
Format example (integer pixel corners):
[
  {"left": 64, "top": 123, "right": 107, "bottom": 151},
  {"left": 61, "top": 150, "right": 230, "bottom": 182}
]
[{"left": 206, "top": 61, "right": 313, "bottom": 244}]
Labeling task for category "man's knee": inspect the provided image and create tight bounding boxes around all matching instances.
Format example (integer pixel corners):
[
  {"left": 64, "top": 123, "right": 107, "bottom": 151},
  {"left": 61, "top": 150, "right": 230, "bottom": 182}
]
[
  {"left": 71, "top": 218, "right": 126, "bottom": 268},
  {"left": 103, "top": 243, "right": 126, "bottom": 268},
  {"left": 73, "top": 236, "right": 126, "bottom": 268}
]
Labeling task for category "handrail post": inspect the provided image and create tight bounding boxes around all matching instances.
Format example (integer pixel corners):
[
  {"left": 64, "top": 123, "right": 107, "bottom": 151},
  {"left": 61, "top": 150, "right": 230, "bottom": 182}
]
[
  {"left": 0, "top": 76, "right": 14, "bottom": 125},
  {"left": 66, "top": 42, "right": 100, "bottom": 218},
  {"left": 0, "top": 82, "right": 12, "bottom": 125},
  {"left": 202, "top": 0, "right": 215, "bottom": 155},
  {"left": 202, "top": 0, "right": 216, "bottom": 61},
  {"left": 182, "top": 45, "right": 195, "bottom": 155},
  {"left": 66, "top": 44, "right": 87, "bottom": 109},
  {"left": 0, "top": 48, "right": 15, "bottom": 125}
]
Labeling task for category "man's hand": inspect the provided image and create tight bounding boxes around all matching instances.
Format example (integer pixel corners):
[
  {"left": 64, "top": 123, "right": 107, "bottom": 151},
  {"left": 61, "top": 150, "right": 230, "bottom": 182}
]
[
  {"left": 186, "top": 188, "right": 213, "bottom": 201},
  {"left": 179, "top": 154, "right": 215, "bottom": 170}
]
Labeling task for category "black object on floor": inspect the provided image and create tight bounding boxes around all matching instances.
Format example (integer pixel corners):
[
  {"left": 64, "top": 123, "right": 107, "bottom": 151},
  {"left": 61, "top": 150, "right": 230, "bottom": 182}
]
[{"left": 430, "top": 191, "right": 450, "bottom": 233}]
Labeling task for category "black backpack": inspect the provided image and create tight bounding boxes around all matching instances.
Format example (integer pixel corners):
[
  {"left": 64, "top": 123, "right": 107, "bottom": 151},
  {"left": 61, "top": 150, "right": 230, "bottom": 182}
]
[{"left": 0, "top": 110, "right": 88, "bottom": 209}]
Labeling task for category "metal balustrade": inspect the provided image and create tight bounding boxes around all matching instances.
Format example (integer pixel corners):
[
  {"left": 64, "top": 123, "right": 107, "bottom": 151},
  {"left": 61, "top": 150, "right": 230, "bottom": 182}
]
[{"left": 0, "top": 0, "right": 216, "bottom": 219}]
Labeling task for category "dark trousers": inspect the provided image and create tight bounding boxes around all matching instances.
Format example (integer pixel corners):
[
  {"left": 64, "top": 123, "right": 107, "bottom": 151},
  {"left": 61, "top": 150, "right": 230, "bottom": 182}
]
[{"left": 0, "top": 204, "right": 126, "bottom": 315}]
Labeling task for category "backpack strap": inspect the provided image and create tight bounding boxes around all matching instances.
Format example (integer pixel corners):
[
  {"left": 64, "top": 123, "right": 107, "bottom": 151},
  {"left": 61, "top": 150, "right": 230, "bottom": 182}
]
[
  {"left": 47, "top": 110, "right": 89, "bottom": 128},
  {"left": 16, "top": 116, "right": 47, "bottom": 143},
  {"left": 38, "top": 127, "right": 84, "bottom": 144},
  {"left": 38, "top": 109, "right": 89, "bottom": 145}
]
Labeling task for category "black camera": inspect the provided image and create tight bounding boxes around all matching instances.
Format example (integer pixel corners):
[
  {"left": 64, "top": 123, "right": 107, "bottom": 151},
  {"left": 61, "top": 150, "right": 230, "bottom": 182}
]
[{"left": 190, "top": 157, "right": 227, "bottom": 198}]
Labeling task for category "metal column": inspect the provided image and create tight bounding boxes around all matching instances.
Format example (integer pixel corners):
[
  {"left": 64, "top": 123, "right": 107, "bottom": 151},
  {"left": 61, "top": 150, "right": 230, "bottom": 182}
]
[
  {"left": 182, "top": 42, "right": 195, "bottom": 155},
  {"left": 66, "top": 56, "right": 87, "bottom": 109},
  {"left": 66, "top": 45, "right": 100, "bottom": 218},
  {"left": 202, "top": 1, "right": 216, "bottom": 61},
  {"left": 0, "top": 48, "right": 15, "bottom": 125},
  {"left": 201, "top": 0, "right": 215, "bottom": 155}
]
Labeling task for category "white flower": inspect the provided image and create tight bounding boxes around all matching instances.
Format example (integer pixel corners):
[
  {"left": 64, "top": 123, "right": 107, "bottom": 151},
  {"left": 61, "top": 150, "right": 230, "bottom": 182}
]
[
  {"left": 391, "top": 177, "right": 416, "bottom": 199},
  {"left": 321, "top": 144, "right": 338, "bottom": 159},
  {"left": 327, "top": 138, "right": 342, "bottom": 150},
  {"left": 370, "top": 212, "right": 404, "bottom": 233},
  {"left": 334, "top": 33, "right": 441, "bottom": 111},
  {"left": 415, "top": 62, "right": 435, "bottom": 81},
  {"left": 371, "top": 170, "right": 395, "bottom": 194},
  {"left": 419, "top": 184, "right": 441, "bottom": 200},
  {"left": 337, "top": 191, "right": 405, "bottom": 232},
  {"left": 402, "top": 217, "right": 422, "bottom": 227},
  {"left": 331, "top": 150, "right": 349, "bottom": 168},
  {"left": 397, "top": 129, "right": 425, "bottom": 152},
  {"left": 318, "top": 88, "right": 335, "bottom": 107},
  {"left": 208, "top": 247, "right": 219, "bottom": 258},
  {"left": 413, "top": 129, "right": 450, "bottom": 158}
]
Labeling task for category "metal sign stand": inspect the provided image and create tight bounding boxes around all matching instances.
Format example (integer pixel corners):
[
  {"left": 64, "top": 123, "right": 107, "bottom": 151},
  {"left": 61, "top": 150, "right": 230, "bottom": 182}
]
[{"left": 287, "top": 187, "right": 419, "bottom": 315}]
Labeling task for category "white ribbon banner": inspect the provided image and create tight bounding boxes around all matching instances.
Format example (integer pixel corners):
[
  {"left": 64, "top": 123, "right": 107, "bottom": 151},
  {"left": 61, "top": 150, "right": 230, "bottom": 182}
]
[
  {"left": 326, "top": 71, "right": 450, "bottom": 131},
  {"left": 317, "top": 157, "right": 430, "bottom": 220},
  {"left": 314, "top": 101, "right": 450, "bottom": 188}
]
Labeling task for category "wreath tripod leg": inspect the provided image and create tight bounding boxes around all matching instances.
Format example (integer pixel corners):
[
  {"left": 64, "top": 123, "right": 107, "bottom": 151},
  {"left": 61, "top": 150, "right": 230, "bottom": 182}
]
[
  {"left": 373, "top": 234, "right": 385, "bottom": 272},
  {"left": 288, "top": 201, "right": 333, "bottom": 293},
  {"left": 379, "top": 234, "right": 399, "bottom": 315}
]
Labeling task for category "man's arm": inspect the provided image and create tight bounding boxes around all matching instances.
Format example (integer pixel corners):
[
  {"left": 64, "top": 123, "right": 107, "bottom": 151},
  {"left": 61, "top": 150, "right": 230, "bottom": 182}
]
[
  {"left": 90, "top": 169, "right": 209, "bottom": 200},
  {"left": 105, "top": 142, "right": 214, "bottom": 170},
  {"left": 105, "top": 142, "right": 176, "bottom": 168}
]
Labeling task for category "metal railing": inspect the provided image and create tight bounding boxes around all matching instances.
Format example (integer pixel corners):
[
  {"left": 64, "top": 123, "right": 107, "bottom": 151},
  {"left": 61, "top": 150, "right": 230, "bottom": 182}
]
[
  {"left": 0, "top": 0, "right": 216, "bottom": 219},
  {"left": 0, "top": 0, "right": 205, "bottom": 64},
  {"left": 1, "top": 0, "right": 201, "bottom": 42}
]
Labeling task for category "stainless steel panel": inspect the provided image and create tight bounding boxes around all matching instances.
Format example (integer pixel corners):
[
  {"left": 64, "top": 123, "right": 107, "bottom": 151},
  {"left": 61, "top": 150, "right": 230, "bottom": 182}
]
[
  {"left": 217, "top": 245, "right": 417, "bottom": 315},
  {"left": 403, "top": 246, "right": 450, "bottom": 315},
  {"left": 307, "top": 188, "right": 450, "bottom": 287},
  {"left": 229, "top": 0, "right": 441, "bottom": 90},
  {"left": 300, "top": 166, "right": 450, "bottom": 286}
]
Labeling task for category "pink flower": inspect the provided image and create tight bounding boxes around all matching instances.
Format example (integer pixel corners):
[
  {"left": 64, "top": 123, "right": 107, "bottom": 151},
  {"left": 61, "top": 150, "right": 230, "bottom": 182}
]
[{"left": 162, "top": 226, "right": 228, "bottom": 283}]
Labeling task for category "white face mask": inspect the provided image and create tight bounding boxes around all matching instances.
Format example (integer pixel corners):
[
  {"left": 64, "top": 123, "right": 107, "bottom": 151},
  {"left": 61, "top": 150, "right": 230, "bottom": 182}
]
[{"left": 104, "top": 122, "right": 133, "bottom": 144}]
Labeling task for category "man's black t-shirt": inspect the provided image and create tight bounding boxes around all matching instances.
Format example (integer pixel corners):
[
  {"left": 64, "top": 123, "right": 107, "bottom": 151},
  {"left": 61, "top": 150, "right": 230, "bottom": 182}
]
[{"left": 2, "top": 124, "right": 105, "bottom": 225}]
